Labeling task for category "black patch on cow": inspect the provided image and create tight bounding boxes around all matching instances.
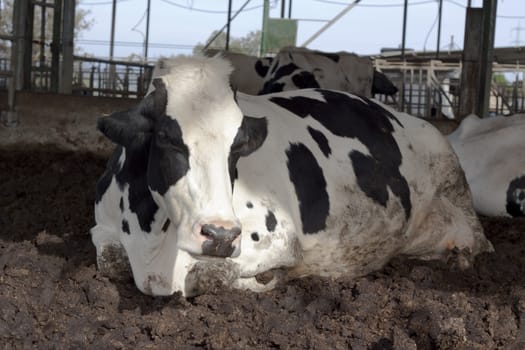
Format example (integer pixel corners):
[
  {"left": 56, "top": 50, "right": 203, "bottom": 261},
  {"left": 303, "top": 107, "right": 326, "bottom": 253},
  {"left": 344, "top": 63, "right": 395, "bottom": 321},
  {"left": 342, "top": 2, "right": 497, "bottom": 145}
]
[
  {"left": 259, "top": 62, "right": 299, "bottom": 95},
  {"left": 161, "top": 218, "right": 171, "bottom": 232},
  {"left": 372, "top": 70, "right": 398, "bottom": 96},
  {"left": 317, "top": 52, "right": 340, "bottom": 63},
  {"left": 251, "top": 232, "right": 260, "bottom": 242},
  {"left": 291, "top": 71, "right": 320, "bottom": 89},
  {"left": 228, "top": 116, "right": 268, "bottom": 186},
  {"left": 286, "top": 143, "right": 330, "bottom": 234},
  {"left": 255, "top": 60, "right": 270, "bottom": 78},
  {"left": 115, "top": 146, "right": 159, "bottom": 233},
  {"left": 265, "top": 210, "right": 277, "bottom": 232},
  {"left": 271, "top": 89, "right": 411, "bottom": 219},
  {"left": 122, "top": 219, "right": 130, "bottom": 234},
  {"left": 95, "top": 146, "right": 124, "bottom": 204},
  {"left": 246, "top": 201, "right": 253, "bottom": 209},
  {"left": 307, "top": 126, "right": 331, "bottom": 158},
  {"left": 119, "top": 197, "right": 124, "bottom": 212},
  {"left": 147, "top": 115, "right": 190, "bottom": 196},
  {"left": 506, "top": 175, "right": 525, "bottom": 217}
]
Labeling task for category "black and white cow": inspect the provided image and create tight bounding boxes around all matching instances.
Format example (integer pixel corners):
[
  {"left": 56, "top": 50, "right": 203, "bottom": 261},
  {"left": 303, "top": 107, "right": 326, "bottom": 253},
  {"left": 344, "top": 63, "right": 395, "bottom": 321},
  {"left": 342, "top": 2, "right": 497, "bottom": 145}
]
[
  {"left": 258, "top": 47, "right": 398, "bottom": 98},
  {"left": 91, "top": 55, "right": 492, "bottom": 297},
  {"left": 448, "top": 114, "right": 525, "bottom": 217},
  {"left": 259, "top": 46, "right": 375, "bottom": 97},
  {"left": 204, "top": 49, "right": 273, "bottom": 95}
]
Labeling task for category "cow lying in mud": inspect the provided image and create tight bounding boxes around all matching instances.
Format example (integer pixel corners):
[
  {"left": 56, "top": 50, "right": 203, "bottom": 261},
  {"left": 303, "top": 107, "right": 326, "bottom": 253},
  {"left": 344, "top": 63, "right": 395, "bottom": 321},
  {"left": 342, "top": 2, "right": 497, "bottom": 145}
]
[{"left": 91, "top": 55, "right": 492, "bottom": 297}]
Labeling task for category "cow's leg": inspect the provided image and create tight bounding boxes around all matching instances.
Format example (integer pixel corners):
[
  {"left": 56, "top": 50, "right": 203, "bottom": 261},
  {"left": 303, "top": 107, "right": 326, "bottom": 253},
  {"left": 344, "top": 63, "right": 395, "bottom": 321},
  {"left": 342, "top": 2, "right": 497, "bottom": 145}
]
[{"left": 403, "top": 156, "right": 493, "bottom": 263}]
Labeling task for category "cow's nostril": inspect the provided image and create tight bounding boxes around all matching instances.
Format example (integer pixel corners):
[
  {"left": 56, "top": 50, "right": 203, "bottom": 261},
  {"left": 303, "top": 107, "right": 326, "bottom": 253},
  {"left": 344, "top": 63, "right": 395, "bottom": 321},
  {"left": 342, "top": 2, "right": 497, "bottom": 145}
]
[{"left": 200, "top": 225, "right": 215, "bottom": 240}]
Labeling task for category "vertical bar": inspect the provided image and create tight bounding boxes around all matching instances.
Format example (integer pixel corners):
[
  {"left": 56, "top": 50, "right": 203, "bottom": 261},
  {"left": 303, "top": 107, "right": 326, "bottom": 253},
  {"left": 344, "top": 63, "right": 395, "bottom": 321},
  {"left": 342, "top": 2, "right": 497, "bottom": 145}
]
[
  {"left": 23, "top": 0, "right": 34, "bottom": 89},
  {"left": 226, "top": 0, "right": 232, "bottom": 51},
  {"left": 400, "top": 0, "right": 408, "bottom": 112},
  {"left": 260, "top": 0, "right": 269, "bottom": 56},
  {"left": 144, "top": 0, "right": 151, "bottom": 61},
  {"left": 39, "top": 0, "right": 46, "bottom": 69},
  {"left": 401, "top": 0, "right": 408, "bottom": 59},
  {"left": 281, "top": 0, "right": 285, "bottom": 18},
  {"left": 110, "top": 0, "right": 116, "bottom": 60},
  {"left": 288, "top": 0, "right": 292, "bottom": 18},
  {"left": 477, "top": 0, "right": 497, "bottom": 118},
  {"left": 408, "top": 68, "right": 413, "bottom": 115},
  {"left": 436, "top": 0, "right": 442, "bottom": 59},
  {"left": 418, "top": 68, "right": 423, "bottom": 117},
  {"left": 109, "top": 0, "right": 117, "bottom": 91},
  {"left": 51, "top": 0, "right": 61, "bottom": 92},
  {"left": 458, "top": 7, "right": 482, "bottom": 119},
  {"left": 59, "top": 0, "right": 74, "bottom": 94}
]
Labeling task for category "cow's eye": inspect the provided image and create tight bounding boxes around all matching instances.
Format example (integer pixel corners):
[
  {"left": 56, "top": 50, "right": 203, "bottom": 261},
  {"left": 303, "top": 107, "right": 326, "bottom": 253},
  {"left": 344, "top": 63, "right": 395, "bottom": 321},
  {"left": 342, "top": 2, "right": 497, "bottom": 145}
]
[{"left": 157, "top": 130, "right": 184, "bottom": 151}]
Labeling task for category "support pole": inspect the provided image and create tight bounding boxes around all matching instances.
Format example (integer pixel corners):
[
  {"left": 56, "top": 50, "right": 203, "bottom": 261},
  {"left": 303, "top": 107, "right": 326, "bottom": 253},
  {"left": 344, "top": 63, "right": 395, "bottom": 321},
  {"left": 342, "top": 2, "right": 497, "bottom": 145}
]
[
  {"left": 22, "top": 0, "right": 34, "bottom": 89},
  {"left": 459, "top": 7, "right": 482, "bottom": 119},
  {"left": 110, "top": 0, "right": 116, "bottom": 60},
  {"left": 50, "top": 0, "right": 61, "bottom": 92},
  {"left": 436, "top": 0, "right": 443, "bottom": 59},
  {"left": 109, "top": 0, "right": 117, "bottom": 91},
  {"left": 59, "top": 0, "right": 74, "bottom": 94},
  {"left": 144, "top": 0, "right": 150, "bottom": 61},
  {"left": 260, "top": 0, "right": 269, "bottom": 55},
  {"left": 288, "top": 0, "right": 292, "bottom": 18},
  {"left": 400, "top": 0, "right": 408, "bottom": 112},
  {"left": 477, "top": 0, "right": 497, "bottom": 118},
  {"left": 300, "top": 0, "right": 360, "bottom": 47},
  {"left": 281, "top": 0, "right": 285, "bottom": 18},
  {"left": 226, "top": 0, "right": 232, "bottom": 51}
]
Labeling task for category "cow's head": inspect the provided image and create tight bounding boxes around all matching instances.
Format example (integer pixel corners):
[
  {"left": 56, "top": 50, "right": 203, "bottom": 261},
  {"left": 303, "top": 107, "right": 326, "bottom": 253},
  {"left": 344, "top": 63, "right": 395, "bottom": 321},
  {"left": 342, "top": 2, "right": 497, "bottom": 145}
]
[{"left": 97, "top": 56, "right": 266, "bottom": 258}]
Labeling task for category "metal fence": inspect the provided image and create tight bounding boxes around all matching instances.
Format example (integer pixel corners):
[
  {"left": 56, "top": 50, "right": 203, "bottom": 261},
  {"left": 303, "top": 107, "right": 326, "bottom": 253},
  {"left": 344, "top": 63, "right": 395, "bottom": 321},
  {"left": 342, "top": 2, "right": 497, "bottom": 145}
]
[
  {"left": 0, "top": 55, "right": 153, "bottom": 98},
  {"left": 374, "top": 59, "right": 525, "bottom": 118},
  {"left": 71, "top": 56, "right": 153, "bottom": 98}
]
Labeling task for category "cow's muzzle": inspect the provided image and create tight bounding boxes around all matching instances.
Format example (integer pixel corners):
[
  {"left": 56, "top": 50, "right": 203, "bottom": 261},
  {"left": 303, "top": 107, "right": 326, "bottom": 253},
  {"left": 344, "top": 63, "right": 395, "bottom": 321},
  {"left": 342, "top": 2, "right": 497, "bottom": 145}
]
[{"left": 200, "top": 224, "right": 241, "bottom": 258}]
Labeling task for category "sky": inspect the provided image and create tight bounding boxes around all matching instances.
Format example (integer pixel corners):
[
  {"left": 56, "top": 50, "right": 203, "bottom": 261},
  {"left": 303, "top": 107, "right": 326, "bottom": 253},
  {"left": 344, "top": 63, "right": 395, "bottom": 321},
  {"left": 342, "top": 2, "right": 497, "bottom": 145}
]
[{"left": 76, "top": 0, "right": 525, "bottom": 61}]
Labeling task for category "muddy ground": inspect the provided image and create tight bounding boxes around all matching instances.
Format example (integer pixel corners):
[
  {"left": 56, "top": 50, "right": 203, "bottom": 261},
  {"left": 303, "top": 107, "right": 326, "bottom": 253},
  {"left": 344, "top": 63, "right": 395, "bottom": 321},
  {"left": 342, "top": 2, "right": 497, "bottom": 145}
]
[{"left": 2, "top": 145, "right": 525, "bottom": 349}]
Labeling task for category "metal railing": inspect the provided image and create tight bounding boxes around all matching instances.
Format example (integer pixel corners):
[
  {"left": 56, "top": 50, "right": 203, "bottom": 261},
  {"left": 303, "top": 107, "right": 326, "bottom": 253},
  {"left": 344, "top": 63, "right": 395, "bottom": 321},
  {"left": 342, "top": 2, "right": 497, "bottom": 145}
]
[
  {"left": 374, "top": 59, "right": 525, "bottom": 118},
  {"left": 0, "top": 55, "right": 153, "bottom": 98},
  {"left": 72, "top": 56, "right": 153, "bottom": 98}
]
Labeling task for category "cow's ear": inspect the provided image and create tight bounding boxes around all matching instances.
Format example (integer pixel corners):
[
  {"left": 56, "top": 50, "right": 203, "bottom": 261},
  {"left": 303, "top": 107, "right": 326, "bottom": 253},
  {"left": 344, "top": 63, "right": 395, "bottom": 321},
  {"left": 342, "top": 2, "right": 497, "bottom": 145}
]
[
  {"left": 97, "top": 109, "right": 153, "bottom": 148},
  {"left": 97, "top": 78, "right": 168, "bottom": 148},
  {"left": 233, "top": 116, "right": 268, "bottom": 157}
]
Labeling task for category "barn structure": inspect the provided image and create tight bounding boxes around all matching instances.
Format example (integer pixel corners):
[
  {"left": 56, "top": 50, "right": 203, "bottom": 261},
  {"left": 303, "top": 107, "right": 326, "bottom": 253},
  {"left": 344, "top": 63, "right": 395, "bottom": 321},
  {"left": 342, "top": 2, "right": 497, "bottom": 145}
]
[{"left": 0, "top": 0, "right": 524, "bottom": 128}]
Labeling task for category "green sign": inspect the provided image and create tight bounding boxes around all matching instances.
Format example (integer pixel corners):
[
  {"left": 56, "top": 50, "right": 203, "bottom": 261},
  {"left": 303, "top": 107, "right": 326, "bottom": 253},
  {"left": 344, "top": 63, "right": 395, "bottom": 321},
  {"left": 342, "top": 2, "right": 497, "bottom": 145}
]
[{"left": 262, "top": 18, "right": 298, "bottom": 55}]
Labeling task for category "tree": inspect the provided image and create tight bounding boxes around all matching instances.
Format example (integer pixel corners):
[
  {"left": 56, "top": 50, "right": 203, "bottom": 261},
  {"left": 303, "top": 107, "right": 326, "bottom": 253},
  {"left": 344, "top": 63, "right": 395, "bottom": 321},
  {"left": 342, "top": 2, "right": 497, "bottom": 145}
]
[
  {"left": 193, "top": 30, "right": 261, "bottom": 56},
  {"left": 0, "top": 0, "right": 93, "bottom": 58}
]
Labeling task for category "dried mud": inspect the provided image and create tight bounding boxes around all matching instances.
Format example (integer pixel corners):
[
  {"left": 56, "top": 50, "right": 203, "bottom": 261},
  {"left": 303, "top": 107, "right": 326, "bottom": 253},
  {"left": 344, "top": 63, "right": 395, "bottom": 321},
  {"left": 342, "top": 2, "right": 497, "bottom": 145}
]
[{"left": 2, "top": 146, "right": 525, "bottom": 349}]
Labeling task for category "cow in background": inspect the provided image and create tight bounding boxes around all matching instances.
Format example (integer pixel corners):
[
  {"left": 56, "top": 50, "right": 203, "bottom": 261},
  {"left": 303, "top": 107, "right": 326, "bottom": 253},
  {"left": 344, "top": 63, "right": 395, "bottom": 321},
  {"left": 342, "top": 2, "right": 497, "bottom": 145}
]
[
  {"left": 204, "top": 49, "right": 273, "bottom": 95},
  {"left": 448, "top": 113, "right": 525, "bottom": 217},
  {"left": 259, "top": 46, "right": 375, "bottom": 96},
  {"left": 205, "top": 47, "right": 397, "bottom": 98}
]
